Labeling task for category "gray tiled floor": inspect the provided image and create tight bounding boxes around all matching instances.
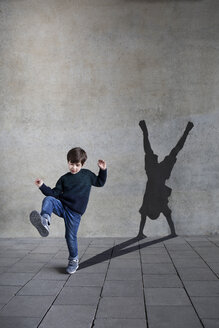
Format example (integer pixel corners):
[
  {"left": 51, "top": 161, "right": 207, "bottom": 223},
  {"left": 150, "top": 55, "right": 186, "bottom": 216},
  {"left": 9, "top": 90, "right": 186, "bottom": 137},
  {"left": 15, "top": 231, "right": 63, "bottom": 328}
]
[{"left": 0, "top": 235, "right": 219, "bottom": 327}]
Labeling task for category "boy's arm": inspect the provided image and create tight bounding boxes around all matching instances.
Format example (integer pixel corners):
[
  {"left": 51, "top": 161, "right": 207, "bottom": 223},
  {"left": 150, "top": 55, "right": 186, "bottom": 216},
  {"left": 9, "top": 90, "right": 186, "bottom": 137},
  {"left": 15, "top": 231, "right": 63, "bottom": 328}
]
[
  {"left": 90, "top": 160, "right": 107, "bottom": 187},
  {"left": 38, "top": 177, "right": 63, "bottom": 198}
]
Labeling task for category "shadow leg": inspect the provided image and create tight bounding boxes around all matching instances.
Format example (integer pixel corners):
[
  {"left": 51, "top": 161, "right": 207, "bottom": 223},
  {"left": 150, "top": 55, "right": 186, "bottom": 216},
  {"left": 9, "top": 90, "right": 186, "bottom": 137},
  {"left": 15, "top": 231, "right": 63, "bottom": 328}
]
[
  {"left": 162, "top": 207, "right": 177, "bottom": 236},
  {"left": 138, "top": 214, "right": 147, "bottom": 238}
]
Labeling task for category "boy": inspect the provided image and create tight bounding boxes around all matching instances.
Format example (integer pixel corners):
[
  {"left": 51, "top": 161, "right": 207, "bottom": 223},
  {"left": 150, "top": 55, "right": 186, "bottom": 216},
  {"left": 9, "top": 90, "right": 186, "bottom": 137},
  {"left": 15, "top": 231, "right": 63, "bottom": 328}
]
[{"left": 30, "top": 147, "right": 107, "bottom": 274}]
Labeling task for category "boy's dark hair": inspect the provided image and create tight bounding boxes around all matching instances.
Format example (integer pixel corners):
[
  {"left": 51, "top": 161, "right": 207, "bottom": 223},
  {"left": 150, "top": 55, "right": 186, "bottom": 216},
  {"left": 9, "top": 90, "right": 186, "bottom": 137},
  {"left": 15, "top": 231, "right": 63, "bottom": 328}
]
[{"left": 67, "top": 147, "right": 87, "bottom": 165}]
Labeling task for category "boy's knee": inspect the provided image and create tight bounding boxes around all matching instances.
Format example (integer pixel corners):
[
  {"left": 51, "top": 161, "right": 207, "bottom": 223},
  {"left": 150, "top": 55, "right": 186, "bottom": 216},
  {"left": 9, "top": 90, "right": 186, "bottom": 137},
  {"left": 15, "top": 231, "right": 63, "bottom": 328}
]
[{"left": 43, "top": 196, "right": 56, "bottom": 203}]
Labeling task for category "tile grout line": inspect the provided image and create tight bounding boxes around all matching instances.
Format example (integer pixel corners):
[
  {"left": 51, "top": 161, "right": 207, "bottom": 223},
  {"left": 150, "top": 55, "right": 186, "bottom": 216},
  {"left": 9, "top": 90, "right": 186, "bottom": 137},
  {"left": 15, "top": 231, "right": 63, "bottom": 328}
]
[
  {"left": 139, "top": 239, "right": 149, "bottom": 328},
  {"left": 185, "top": 240, "right": 219, "bottom": 280},
  {"left": 90, "top": 240, "right": 116, "bottom": 328},
  {"left": 163, "top": 240, "right": 205, "bottom": 328},
  {"left": 206, "top": 237, "right": 219, "bottom": 249}
]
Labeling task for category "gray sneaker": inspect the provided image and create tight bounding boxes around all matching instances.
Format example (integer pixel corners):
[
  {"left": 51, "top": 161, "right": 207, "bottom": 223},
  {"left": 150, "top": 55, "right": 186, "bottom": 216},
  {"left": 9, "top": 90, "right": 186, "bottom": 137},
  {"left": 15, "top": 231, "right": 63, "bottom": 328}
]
[
  {"left": 66, "top": 259, "right": 79, "bottom": 274},
  {"left": 30, "top": 210, "right": 49, "bottom": 237}
]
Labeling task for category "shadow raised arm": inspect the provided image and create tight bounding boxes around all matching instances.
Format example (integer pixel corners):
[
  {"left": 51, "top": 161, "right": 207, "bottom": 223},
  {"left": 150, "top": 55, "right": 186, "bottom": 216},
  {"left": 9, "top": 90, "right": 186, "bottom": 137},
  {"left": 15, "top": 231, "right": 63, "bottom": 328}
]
[
  {"left": 139, "top": 120, "right": 154, "bottom": 155},
  {"left": 169, "top": 121, "right": 194, "bottom": 157}
]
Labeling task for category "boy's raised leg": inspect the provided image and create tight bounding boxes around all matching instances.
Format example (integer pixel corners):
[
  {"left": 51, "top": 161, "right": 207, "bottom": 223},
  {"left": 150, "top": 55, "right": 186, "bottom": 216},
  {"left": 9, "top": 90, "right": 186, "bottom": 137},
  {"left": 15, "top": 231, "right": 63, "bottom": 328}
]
[{"left": 29, "top": 196, "right": 63, "bottom": 237}]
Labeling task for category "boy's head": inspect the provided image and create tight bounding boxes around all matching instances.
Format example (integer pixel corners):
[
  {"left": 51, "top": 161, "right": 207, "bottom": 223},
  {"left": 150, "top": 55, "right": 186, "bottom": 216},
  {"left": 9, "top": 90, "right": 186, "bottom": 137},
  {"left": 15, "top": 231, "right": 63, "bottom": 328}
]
[{"left": 67, "top": 147, "right": 87, "bottom": 174}]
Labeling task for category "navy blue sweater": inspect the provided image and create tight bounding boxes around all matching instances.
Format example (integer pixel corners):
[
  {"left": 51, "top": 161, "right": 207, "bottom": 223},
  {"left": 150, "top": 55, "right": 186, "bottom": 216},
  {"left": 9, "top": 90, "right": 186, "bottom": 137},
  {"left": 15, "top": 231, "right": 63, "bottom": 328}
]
[{"left": 39, "top": 168, "right": 107, "bottom": 215}]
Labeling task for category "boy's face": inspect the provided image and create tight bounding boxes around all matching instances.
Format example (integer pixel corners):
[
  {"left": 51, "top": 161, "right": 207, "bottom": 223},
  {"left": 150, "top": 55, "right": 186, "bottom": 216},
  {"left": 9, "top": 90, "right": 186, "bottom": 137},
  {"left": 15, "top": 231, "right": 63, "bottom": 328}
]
[{"left": 68, "top": 161, "right": 83, "bottom": 174}]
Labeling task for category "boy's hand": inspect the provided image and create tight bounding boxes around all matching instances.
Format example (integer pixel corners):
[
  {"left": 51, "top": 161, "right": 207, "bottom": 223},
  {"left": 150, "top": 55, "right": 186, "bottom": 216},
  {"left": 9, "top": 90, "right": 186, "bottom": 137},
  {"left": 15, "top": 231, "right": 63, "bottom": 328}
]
[
  {"left": 98, "top": 160, "right": 107, "bottom": 170},
  {"left": 35, "top": 178, "right": 44, "bottom": 187}
]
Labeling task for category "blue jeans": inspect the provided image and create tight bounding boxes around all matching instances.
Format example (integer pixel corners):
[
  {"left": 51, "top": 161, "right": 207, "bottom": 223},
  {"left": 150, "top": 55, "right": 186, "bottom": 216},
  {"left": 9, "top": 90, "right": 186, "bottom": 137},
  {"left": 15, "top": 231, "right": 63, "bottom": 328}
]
[{"left": 41, "top": 196, "right": 81, "bottom": 260}]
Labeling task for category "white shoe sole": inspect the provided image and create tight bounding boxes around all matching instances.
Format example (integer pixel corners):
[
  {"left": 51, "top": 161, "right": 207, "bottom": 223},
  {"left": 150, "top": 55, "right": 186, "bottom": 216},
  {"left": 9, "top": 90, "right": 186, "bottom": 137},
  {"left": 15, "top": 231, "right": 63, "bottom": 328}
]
[{"left": 30, "top": 211, "right": 49, "bottom": 237}]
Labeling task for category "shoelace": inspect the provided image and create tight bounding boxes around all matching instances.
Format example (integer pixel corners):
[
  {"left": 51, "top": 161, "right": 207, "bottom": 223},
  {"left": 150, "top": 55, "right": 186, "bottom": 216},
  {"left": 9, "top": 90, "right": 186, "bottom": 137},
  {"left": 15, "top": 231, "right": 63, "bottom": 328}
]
[{"left": 69, "top": 259, "right": 78, "bottom": 266}]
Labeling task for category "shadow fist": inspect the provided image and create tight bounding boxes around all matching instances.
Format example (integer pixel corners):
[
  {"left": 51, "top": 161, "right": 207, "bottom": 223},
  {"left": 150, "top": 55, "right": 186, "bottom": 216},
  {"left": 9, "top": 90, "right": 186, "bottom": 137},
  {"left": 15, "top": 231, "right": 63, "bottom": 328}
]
[{"left": 186, "top": 121, "right": 194, "bottom": 131}]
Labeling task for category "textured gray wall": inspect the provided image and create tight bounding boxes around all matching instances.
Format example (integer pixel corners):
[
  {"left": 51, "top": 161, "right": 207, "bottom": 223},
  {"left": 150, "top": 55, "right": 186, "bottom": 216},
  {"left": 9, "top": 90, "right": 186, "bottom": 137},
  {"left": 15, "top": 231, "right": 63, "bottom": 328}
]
[{"left": 0, "top": 0, "right": 218, "bottom": 237}]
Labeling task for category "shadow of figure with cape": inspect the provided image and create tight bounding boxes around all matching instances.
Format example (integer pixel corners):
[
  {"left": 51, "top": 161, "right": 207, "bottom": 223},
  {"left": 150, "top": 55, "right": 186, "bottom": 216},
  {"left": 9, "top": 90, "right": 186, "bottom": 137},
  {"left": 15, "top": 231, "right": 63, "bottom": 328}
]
[{"left": 138, "top": 120, "right": 194, "bottom": 238}]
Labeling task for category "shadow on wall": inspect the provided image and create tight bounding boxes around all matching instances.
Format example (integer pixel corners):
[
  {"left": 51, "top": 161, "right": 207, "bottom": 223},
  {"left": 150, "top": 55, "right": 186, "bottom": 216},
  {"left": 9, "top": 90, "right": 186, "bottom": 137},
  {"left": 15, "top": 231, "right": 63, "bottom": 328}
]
[
  {"left": 138, "top": 120, "right": 194, "bottom": 238},
  {"left": 75, "top": 121, "right": 194, "bottom": 272}
]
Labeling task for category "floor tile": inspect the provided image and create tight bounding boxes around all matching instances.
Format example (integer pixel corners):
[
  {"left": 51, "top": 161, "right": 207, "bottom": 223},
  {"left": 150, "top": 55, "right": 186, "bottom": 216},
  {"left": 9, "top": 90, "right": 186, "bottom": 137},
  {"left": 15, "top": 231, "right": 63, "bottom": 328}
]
[
  {"left": 21, "top": 253, "right": 54, "bottom": 263},
  {"left": 202, "top": 319, "right": 219, "bottom": 328},
  {"left": 109, "top": 258, "right": 141, "bottom": 269},
  {"left": 8, "top": 244, "right": 38, "bottom": 251},
  {"left": 0, "top": 286, "right": 20, "bottom": 303},
  {"left": 0, "top": 251, "right": 30, "bottom": 258},
  {"left": 191, "top": 297, "right": 219, "bottom": 318},
  {"left": 0, "top": 316, "right": 40, "bottom": 328},
  {"left": 79, "top": 254, "right": 110, "bottom": 262},
  {"left": 54, "top": 286, "right": 101, "bottom": 305},
  {"left": 173, "top": 258, "right": 208, "bottom": 268},
  {"left": 193, "top": 248, "right": 219, "bottom": 257},
  {"left": 6, "top": 261, "right": 45, "bottom": 273},
  {"left": 112, "top": 250, "right": 140, "bottom": 259},
  {"left": 184, "top": 281, "right": 219, "bottom": 296},
  {"left": 0, "top": 258, "right": 21, "bottom": 266},
  {"left": 106, "top": 268, "right": 142, "bottom": 280},
  {"left": 140, "top": 247, "right": 167, "bottom": 255},
  {"left": 38, "top": 304, "right": 96, "bottom": 328},
  {"left": 169, "top": 250, "right": 200, "bottom": 259},
  {"left": 90, "top": 238, "right": 115, "bottom": 246},
  {"left": 78, "top": 261, "right": 109, "bottom": 273},
  {"left": 142, "top": 263, "right": 176, "bottom": 275},
  {"left": 0, "top": 267, "right": 6, "bottom": 274},
  {"left": 165, "top": 244, "right": 192, "bottom": 251},
  {"left": 84, "top": 247, "right": 112, "bottom": 254},
  {"left": 143, "top": 274, "right": 182, "bottom": 288},
  {"left": 33, "top": 267, "right": 69, "bottom": 280},
  {"left": 147, "top": 305, "right": 202, "bottom": 328},
  {"left": 96, "top": 297, "right": 146, "bottom": 319},
  {"left": 17, "top": 279, "right": 65, "bottom": 296},
  {"left": 205, "top": 257, "right": 219, "bottom": 264},
  {"left": 208, "top": 263, "right": 219, "bottom": 275},
  {"left": 0, "top": 273, "right": 35, "bottom": 286},
  {"left": 102, "top": 280, "right": 143, "bottom": 297},
  {"left": 66, "top": 273, "right": 105, "bottom": 286},
  {"left": 188, "top": 241, "right": 215, "bottom": 247},
  {"left": 0, "top": 296, "right": 55, "bottom": 317},
  {"left": 94, "top": 318, "right": 147, "bottom": 328},
  {"left": 177, "top": 267, "right": 218, "bottom": 281},
  {"left": 141, "top": 254, "right": 172, "bottom": 263},
  {"left": 31, "top": 246, "right": 61, "bottom": 254},
  {"left": 144, "top": 288, "right": 191, "bottom": 306}
]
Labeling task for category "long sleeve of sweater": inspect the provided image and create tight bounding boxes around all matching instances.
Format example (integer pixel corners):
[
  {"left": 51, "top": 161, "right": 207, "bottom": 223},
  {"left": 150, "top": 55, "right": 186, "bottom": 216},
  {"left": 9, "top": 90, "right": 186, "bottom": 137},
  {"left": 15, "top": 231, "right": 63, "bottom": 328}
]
[
  {"left": 90, "top": 168, "right": 107, "bottom": 187},
  {"left": 39, "top": 177, "right": 63, "bottom": 198}
]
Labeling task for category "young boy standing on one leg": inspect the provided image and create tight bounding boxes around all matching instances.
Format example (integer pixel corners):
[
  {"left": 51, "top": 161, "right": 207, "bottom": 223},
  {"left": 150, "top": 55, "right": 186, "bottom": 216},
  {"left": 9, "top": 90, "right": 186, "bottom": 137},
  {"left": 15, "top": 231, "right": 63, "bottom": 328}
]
[{"left": 30, "top": 147, "right": 107, "bottom": 274}]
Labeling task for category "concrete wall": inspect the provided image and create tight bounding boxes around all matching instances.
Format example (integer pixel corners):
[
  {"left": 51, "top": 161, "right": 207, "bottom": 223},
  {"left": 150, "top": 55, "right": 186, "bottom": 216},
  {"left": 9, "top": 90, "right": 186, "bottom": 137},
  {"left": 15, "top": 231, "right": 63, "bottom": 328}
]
[{"left": 0, "top": 0, "right": 218, "bottom": 237}]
